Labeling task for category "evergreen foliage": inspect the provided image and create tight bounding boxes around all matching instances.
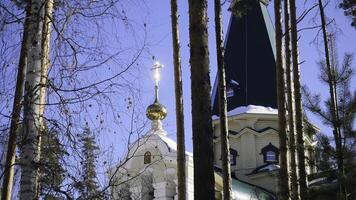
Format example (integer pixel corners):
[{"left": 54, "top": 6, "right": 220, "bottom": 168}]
[
  {"left": 303, "top": 49, "right": 355, "bottom": 198},
  {"left": 38, "top": 128, "right": 66, "bottom": 200},
  {"left": 315, "top": 134, "right": 335, "bottom": 172},
  {"left": 77, "top": 127, "right": 100, "bottom": 199}
]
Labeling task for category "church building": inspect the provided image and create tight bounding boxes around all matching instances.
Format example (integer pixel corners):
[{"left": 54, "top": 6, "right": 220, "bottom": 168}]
[{"left": 109, "top": 1, "right": 318, "bottom": 199}]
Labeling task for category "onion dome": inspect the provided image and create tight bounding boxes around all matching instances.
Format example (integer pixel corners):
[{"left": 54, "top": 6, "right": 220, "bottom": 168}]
[{"left": 146, "top": 100, "right": 167, "bottom": 121}]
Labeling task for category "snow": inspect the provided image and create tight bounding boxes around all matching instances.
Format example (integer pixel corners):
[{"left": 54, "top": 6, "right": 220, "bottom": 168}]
[
  {"left": 212, "top": 105, "right": 278, "bottom": 120},
  {"left": 230, "top": 79, "right": 239, "bottom": 85},
  {"left": 159, "top": 134, "right": 193, "bottom": 156},
  {"left": 258, "top": 164, "right": 280, "bottom": 172}
]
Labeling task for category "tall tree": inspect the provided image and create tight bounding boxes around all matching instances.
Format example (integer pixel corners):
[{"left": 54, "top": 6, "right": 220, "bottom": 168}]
[
  {"left": 19, "top": 0, "right": 46, "bottom": 199},
  {"left": 77, "top": 127, "right": 100, "bottom": 199},
  {"left": 170, "top": 0, "right": 186, "bottom": 199},
  {"left": 317, "top": 0, "right": 347, "bottom": 198},
  {"left": 289, "top": 0, "right": 309, "bottom": 198},
  {"left": 303, "top": 45, "right": 355, "bottom": 199},
  {"left": 187, "top": 0, "right": 215, "bottom": 199},
  {"left": 37, "top": 0, "right": 54, "bottom": 197},
  {"left": 274, "top": 0, "right": 289, "bottom": 199},
  {"left": 1, "top": 3, "right": 31, "bottom": 200},
  {"left": 38, "top": 0, "right": 53, "bottom": 145},
  {"left": 284, "top": 0, "right": 299, "bottom": 199},
  {"left": 214, "top": 0, "right": 232, "bottom": 199}
]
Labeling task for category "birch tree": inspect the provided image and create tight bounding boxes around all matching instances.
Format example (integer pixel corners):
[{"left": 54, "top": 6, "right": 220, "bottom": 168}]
[
  {"left": 1, "top": 3, "right": 31, "bottom": 199},
  {"left": 170, "top": 0, "right": 186, "bottom": 199},
  {"left": 187, "top": 0, "right": 215, "bottom": 199},
  {"left": 1, "top": 0, "right": 148, "bottom": 198},
  {"left": 19, "top": 0, "right": 46, "bottom": 199}
]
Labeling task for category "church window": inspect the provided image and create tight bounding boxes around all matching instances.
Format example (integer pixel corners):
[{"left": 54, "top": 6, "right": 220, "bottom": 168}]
[
  {"left": 261, "top": 143, "right": 279, "bottom": 163},
  {"left": 144, "top": 151, "right": 151, "bottom": 164}
]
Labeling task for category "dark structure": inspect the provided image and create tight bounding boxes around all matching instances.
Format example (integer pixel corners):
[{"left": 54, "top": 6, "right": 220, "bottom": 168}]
[{"left": 212, "top": 0, "right": 277, "bottom": 116}]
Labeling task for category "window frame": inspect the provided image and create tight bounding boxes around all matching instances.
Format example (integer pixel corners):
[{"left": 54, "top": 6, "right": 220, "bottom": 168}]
[
  {"left": 144, "top": 151, "right": 152, "bottom": 164},
  {"left": 261, "top": 143, "right": 279, "bottom": 164}
]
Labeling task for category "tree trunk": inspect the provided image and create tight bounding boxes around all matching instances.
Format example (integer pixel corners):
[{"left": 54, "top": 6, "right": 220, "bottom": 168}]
[
  {"left": 39, "top": 0, "right": 53, "bottom": 131},
  {"left": 284, "top": 0, "right": 299, "bottom": 199},
  {"left": 187, "top": 0, "right": 215, "bottom": 199},
  {"left": 1, "top": 3, "right": 31, "bottom": 200},
  {"left": 214, "top": 0, "right": 232, "bottom": 199},
  {"left": 36, "top": 0, "right": 54, "bottom": 198},
  {"left": 317, "top": 1, "right": 346, "bottom": 199},
  {"left": 19, "top": 0, "right": 46, "bottom": 199},
  {"left": 274, "top": 0, "right": 289, "bottom": 199},
  {"left": 170, "top": 0, "right": 186, "bottom": 199},
  {"left": 289, "top": 0, "right": 308, "bottom": 199}
]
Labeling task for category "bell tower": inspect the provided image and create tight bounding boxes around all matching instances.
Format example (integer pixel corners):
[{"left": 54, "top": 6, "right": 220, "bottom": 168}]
[{"left": 211, "top": 0, "right": 277, "bottom": 115}]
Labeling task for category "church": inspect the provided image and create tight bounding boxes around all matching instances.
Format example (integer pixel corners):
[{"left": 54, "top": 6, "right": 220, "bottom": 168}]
[{"left": 109, "top": 1, "right": 318, "bottom": 199}]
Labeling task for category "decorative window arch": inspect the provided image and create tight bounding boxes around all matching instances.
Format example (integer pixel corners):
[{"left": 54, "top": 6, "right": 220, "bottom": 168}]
[
  {"left": 144, "top": 151, "right": 151, "bottom": 164},
  {"left": 261, "top": 143, "right": 279, "bottom": 163}
]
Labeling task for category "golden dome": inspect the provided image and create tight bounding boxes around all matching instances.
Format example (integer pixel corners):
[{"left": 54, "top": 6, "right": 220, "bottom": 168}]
[{"left": 146, "top": 100, "right": 167, "bottom": 120}]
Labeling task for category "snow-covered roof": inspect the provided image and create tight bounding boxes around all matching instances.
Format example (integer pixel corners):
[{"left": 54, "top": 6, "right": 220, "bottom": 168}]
[
  {"left": 212, "top": 105, "right": 278, "bottom": 120},
  {"left": 159, "top": 134, "right": 193, "bottom": 156},
  {"left": 248, "top": 163, "right": 280, "bottom": 176}
]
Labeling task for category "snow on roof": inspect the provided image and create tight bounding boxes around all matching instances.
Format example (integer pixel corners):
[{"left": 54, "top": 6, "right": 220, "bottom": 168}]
[
  {"left": 213, "top": 105, "right": 277, "bottom": 120},
  {"left": 158, "top": 134, "right": 193, "bottom": 156},
  {"left": 248, "top": 163, "right": 280, "bottom": 176},
  {"left": 258, "top": 164, "right": 280, "bottom": 172}
]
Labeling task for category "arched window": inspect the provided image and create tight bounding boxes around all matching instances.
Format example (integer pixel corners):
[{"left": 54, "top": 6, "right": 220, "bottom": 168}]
[
  {"left": 144, "top": 151, "right": 151, "bottom": 164},
  {"left": 261, "top": 143, "right": 279, "bottom": 163}
]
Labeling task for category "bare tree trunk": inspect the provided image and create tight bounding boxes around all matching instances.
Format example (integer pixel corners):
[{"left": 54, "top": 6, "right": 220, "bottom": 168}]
[
  {"left": 317, "top": 1, "right": 346, "bottom": 199},
  {"left": 284, "top": 0, "right": 299, "bottom": 199},
  {"left": 39, "top": 0, "right": 53, "bottom": 131},
  {"left": 187, "top": 0, "right": 215, "bottom": 199},
  {"left": 170, "top": 0, "right": 186, "bottom": 199},
  {"left": 19, "top": 0, "right": 46, "bottom": 199},
  {"left": 274, "top": 0, "right": 289, "bottom": 199},
  {"left": 36, "top": 0, "right": 53, "bottom": 198},
  {"left": 289, "top": 0, "right": 308, "bottom": 199},
  {"left": 1, "top": 4, "right": 31, "bottom": 200},
  {"left": 214, "top": 0, "right": 231, "bottom": 199}
]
